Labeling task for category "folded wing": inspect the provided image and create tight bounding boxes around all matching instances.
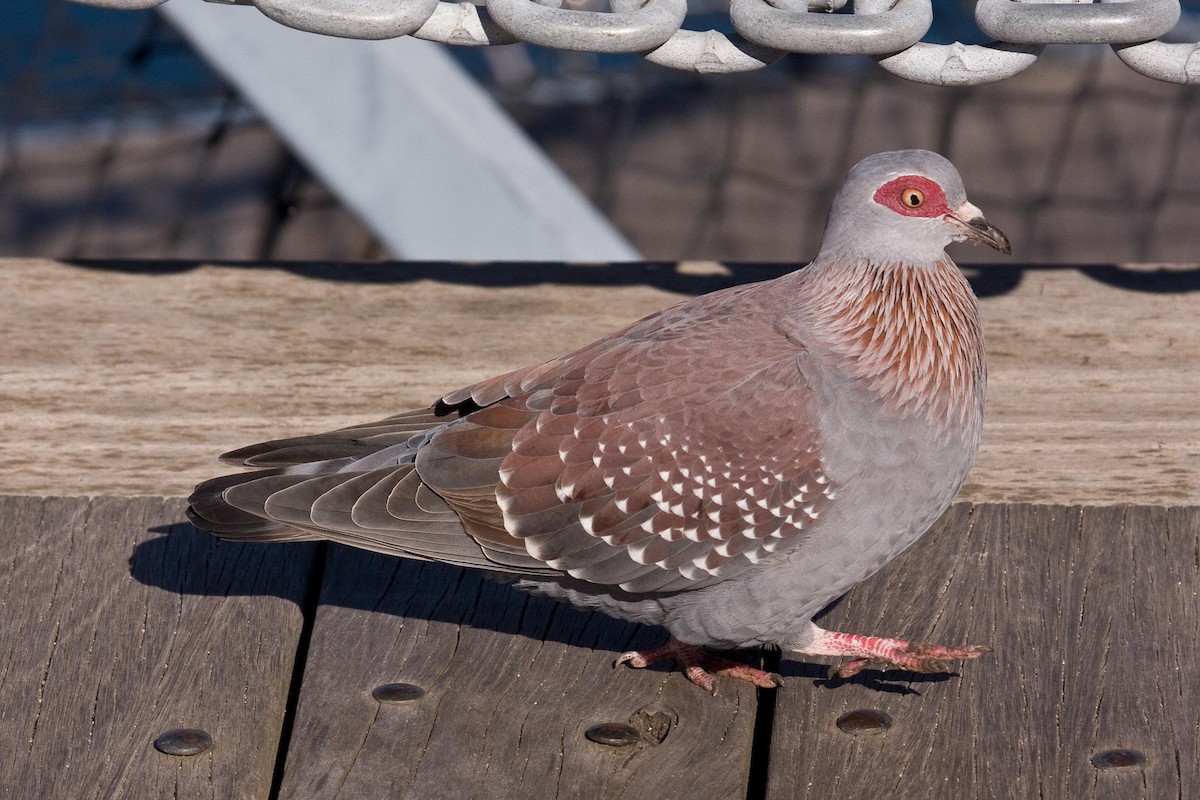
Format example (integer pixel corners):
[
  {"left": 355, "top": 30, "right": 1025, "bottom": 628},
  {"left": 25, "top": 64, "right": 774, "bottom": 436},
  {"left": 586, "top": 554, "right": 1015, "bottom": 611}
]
[{"left": 188, "top": 282, "right": 838, "bottom": 595}]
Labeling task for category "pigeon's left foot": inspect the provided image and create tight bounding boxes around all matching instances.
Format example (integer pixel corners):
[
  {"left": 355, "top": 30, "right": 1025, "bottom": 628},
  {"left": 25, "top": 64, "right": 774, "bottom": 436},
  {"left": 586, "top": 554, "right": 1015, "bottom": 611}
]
[
  {"left": 799, "top": 625, "right": 992, "bottom": 679},
  {"left": 616, "top": 636, "right": 783, "bottom": 694}
]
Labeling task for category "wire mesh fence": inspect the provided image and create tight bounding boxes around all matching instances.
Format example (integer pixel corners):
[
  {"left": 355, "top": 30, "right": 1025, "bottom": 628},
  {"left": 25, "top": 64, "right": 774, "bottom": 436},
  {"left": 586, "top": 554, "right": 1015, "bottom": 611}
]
[{"left": 2, "top": 1, "right": 1198, "bottom": 264}]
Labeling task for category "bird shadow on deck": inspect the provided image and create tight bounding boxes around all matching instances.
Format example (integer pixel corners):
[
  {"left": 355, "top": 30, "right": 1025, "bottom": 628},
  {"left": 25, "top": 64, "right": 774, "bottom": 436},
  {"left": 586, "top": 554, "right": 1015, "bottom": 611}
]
[
  {"left": 129, "top": 519, "right": 927, "bottom": 693},
  {"left": 131, "top": 519, "right": 667, "bottom": 671},
  {"left": 779, "top": 661, "right": 958, "bottom": 697},
  {"left": 63, "top": 258, "right": 1200, "bottom": 299}
]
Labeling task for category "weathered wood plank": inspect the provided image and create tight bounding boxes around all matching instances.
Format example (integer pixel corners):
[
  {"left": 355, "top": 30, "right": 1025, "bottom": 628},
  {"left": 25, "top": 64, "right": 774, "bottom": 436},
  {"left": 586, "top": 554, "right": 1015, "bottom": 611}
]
[
  {"left": 4, "top": 258, "right": 1200, "bottom": 506},
  {"left": 6, "top": 496, "right": 1194, "bottom": 797},
  {"left": 0, "top": 496, "right": 316, "bottom": 799},
  {"left": 764, "top": 504, "right": 1200, "bottom": 799},
  {"left": 1159, "top": 507, "right": 1200, "bottom": 800},
  {"left": 1075, "top": 506, "right": 1196, "bottom": 800},
  {"left": 276, "top": 545, "right": 759, "bottom": 800}
]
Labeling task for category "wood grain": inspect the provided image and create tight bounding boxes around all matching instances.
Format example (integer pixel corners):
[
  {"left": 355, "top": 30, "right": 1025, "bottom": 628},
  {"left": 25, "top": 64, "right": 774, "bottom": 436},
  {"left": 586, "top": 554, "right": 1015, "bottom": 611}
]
[
  {"left": 275, "top": 545, "right": 759, "bottom": 800},
  {"left": 0, "top": 496, "right": 316, "bottom": 799},
  {"left": 2, "top": 497, "right": 1196, "bottom": 797},
  {"left": 1, "top": 258, "right": 1197, "bottom": 505},
  {"left": 764, "top": 504, "right": 1200, "bottom": 800}
]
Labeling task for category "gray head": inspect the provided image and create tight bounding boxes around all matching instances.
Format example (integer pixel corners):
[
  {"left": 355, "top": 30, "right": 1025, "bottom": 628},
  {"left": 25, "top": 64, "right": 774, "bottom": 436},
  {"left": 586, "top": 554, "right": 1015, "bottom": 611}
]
[{"left": 817, "top": 150, "right": 1010, "bottom": 264}]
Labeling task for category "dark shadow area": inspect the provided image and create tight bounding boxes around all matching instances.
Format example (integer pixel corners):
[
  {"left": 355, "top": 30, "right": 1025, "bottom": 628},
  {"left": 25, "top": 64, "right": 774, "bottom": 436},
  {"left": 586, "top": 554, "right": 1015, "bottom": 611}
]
[
  {"left": 1077, "top": 264, "right": 1200, "bottom": 294},
  {"left": 134, "top": 520, "right": 661, "bottom": 662},
  {"left": 134, "top": 519, "right": 970, "bottom": 689},
  {"left": 806, "top": 665, "right": 958, "bottom": 697},
  {"left": 62, "top": 258, "right": 1200, "bottom": 300},
  {"left": 66, "top": 257, "right": 785, "bottom": 297},
  {"left": 137, "top": 519, "right": 320, "bottom": 606}
]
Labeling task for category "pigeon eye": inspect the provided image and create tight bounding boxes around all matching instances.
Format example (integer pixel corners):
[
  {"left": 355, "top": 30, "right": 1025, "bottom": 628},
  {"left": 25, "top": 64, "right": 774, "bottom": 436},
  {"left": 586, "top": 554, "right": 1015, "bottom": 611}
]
[{"left": 901, "top": 188, "right": 925, "bottom": 208}]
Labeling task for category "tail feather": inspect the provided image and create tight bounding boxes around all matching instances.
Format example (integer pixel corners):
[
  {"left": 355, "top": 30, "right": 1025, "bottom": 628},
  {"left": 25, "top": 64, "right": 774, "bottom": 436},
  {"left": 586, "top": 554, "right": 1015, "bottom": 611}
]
[
  {"left": 187, "top": 460, "right": 550, "bottom": 573},
  {"left": 219, "top": 408, "right": 450, "bottom": 466},
  {"left": 187, "top": 408, "right": 556, "bottom": 576},
  {"left": 187, "top": 470, "right": 319, "bottom": 541}
]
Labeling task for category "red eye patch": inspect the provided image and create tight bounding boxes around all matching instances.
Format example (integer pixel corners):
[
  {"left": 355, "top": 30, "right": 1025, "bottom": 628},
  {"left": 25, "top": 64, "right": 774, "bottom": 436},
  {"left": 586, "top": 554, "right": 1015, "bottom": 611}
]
[{"left": 873, "top": 175, "right": 950, "bottom": 218}]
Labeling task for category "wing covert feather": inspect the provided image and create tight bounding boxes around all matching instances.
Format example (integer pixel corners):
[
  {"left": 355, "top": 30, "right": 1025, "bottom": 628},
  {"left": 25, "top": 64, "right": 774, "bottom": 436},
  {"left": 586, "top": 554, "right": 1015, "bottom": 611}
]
[{"left": 424, "top": 284, "right": 838, "bottom": 592}]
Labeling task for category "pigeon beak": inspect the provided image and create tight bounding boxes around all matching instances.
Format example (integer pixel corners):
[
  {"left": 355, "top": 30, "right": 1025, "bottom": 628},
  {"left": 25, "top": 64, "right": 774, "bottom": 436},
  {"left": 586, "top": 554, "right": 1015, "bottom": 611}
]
[{"left": 950, "top": 201, "right": 1011, "bottom": 255}]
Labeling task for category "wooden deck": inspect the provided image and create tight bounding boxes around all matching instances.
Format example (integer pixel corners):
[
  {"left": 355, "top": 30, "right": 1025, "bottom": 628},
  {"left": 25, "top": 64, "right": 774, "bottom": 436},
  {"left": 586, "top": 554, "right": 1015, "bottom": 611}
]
[
  {"left": 2, "top": 259, "right": 1198, "bottom": 798},
  {"left": 4, "top": 497, "right": 1196, "bottom": 798}
]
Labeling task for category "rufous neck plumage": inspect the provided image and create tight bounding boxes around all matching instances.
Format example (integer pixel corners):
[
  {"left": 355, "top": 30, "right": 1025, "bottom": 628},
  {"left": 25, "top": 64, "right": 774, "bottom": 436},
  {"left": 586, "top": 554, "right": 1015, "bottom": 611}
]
[{"left": 798, "top": 255, "right": 986, "bottom": 437}]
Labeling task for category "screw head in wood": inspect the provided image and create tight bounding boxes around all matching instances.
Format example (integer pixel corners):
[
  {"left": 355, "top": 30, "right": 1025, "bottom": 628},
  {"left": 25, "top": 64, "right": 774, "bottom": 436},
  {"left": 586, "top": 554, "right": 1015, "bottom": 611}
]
[
  {"left": 585, "top": 722, "right": 641, "bottom": 747},
  {"left": 153, "top": 728, "right": 213, "bottom": 756},
  {"left": 372, "top": 682, "right": 425, "bottom": 703},
  {"left": 835, "top": 709, "right": 892, "bottom": 734},
  {"left": 1091, "top": 749, "right": 1146, "bottom": 770}
]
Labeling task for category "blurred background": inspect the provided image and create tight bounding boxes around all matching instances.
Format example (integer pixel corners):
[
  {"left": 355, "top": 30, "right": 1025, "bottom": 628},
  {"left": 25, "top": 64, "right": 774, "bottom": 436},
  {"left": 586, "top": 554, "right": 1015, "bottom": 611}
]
[{"left": 2, "top": 0, "right": 1199, "bottom": 265}]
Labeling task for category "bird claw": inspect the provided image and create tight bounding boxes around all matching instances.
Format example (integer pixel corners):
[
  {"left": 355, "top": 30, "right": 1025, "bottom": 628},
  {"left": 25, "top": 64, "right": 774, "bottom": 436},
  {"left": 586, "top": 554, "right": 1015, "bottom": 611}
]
[
  {"left": 616, "top": 637, "right": 783, "bottom": 693},
  {"left": 614, "top": 650, "right": 653, "bottom": 669}
]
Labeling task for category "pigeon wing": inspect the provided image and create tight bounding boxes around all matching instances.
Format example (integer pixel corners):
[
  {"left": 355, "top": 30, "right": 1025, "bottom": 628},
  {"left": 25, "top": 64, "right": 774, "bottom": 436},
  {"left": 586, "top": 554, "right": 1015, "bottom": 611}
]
[
  {"left": 191, "top": 282, "right": 838, "bottom": 594},
  {"left": 420, "top": 286, "right": 838, "bottom": 594}
]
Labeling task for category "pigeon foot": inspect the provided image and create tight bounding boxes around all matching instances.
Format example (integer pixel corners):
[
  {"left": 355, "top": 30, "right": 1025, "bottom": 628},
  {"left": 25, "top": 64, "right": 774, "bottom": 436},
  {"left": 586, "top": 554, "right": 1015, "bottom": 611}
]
[
  {"left": 799, "top": 625, "right": 992, "bottom": 679},
  {"left": 616, "top": 636, "right": 783, "bottom": 694}
]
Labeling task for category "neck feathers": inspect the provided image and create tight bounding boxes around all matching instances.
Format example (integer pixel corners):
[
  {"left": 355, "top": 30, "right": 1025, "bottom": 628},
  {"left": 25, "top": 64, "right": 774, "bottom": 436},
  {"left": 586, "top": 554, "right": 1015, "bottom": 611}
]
[{"left": 801, "top": 256, "right": 985, "bottom": 434}]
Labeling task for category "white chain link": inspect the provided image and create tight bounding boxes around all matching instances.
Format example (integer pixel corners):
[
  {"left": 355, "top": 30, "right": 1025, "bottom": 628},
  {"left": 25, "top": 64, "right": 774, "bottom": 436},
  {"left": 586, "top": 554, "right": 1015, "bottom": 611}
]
[
  {"left": 71, "top": 0, "right": 1200, "bottom": 83},
  {"left": 731, "top": 0, "right": 932, "bottom": 55}
]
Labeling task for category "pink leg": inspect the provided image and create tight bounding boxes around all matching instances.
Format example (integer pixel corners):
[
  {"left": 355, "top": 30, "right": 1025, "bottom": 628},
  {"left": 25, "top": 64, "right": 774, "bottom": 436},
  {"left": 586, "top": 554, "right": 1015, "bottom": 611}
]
[
  {"left": 616, "top": 636, "right": 783, "bottom": 694},
  {"left": 798, "top": 625, "right": 992, "bottom": 679}
]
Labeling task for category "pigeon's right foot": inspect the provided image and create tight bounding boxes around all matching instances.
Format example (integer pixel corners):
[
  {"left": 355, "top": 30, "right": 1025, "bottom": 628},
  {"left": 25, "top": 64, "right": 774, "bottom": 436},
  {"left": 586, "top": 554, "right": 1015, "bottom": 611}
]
[
  {"left": 797, "top": 625, "right": 992, "bottom": 679},
  {"left": 616, "top": 636, "right": 783, "bottom": 694}
]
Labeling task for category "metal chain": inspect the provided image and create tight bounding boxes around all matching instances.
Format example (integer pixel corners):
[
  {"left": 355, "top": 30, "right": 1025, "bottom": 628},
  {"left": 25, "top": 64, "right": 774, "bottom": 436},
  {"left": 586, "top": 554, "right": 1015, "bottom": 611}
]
[{"left": 71, "top": 0, "right": 1200, "bottom": 83}]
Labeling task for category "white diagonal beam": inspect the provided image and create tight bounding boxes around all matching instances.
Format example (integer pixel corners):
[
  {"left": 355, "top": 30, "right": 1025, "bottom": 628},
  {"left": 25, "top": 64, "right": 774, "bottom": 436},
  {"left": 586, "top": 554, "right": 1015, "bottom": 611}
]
[{"left": 158, "top": 1, "right": 640, "bottom": 260}]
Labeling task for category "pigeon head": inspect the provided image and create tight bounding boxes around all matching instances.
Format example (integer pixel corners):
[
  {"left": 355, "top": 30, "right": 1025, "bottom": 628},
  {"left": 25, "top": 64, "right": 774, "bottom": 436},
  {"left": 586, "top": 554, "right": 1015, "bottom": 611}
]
[{"left": 818, "top": 150, "right": 1010, "bottom": 265}]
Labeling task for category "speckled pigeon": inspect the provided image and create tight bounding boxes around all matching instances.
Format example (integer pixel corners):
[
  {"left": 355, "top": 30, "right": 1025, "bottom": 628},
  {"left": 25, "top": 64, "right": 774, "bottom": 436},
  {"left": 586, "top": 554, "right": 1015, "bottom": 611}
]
[{"left": 188, "top": 150, "right": 1008, "bottom": 693}]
